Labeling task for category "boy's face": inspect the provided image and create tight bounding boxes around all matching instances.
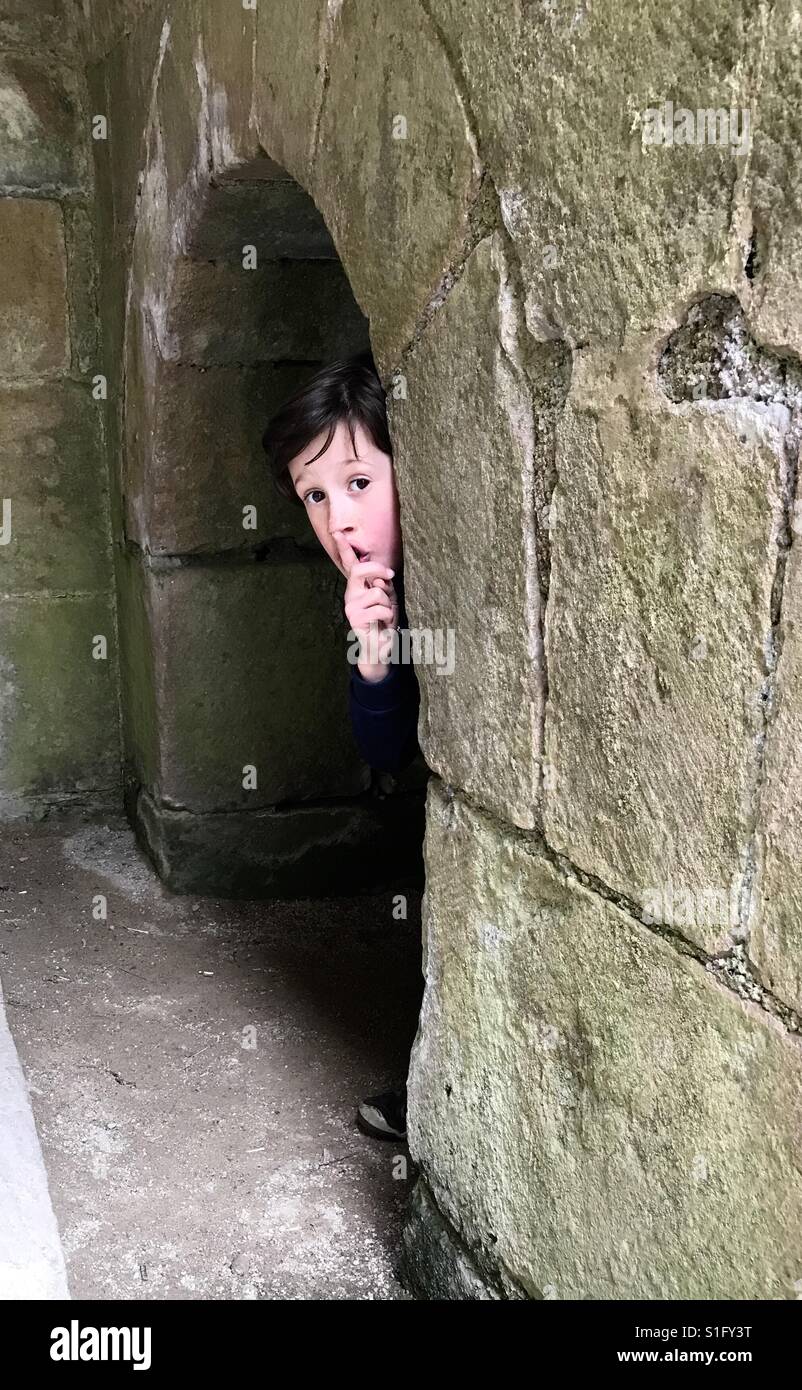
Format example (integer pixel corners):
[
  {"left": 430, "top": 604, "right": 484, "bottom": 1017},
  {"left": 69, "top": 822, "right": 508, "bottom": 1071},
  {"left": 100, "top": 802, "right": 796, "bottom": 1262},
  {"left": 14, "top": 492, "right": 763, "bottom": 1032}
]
[{"left": 287, "top": 420, "right": 404, "bottom": 579}]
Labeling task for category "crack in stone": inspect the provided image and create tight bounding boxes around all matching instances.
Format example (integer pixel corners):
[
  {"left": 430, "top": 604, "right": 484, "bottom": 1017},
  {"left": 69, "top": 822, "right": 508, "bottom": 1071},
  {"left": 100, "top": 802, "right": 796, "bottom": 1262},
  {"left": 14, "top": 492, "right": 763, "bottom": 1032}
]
[
  {"left": 728, "top": 0, "right": 771, "bottom": 299},
  {"left": 540, "top": 837, "right": 802, "bottom": 1037},
  {"left": 415, "top": 0, "right": 482, "bottom": 167},
  {"left": 738, "top": 412, "right": 801, "bottom": 937},
  {"left": 491, "top": 212, "right": 572, "bottom": 610},
  {"left": 383, "top": 0, "right": 489, "bottom": 370},
  {"left": 310, "top": 1, "right": 341, "bottom": 172},
  {"left": 441, "top": 778, "right": 802, "bottom": 1036},
  {"left": 391, "top": 210, "right": 495, "bottom": 379},
  {"left": 487, "top": 224, "right": 570, "bottom": 821},
  {"left": 483, "top": 203, "right": 572, "bottom": 831}
]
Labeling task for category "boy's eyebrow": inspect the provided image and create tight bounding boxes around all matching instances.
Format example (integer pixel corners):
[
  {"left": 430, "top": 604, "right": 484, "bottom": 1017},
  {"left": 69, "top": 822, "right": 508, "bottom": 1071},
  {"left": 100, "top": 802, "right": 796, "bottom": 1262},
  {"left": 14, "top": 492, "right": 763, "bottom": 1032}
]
[{"left": 294, "top": 455, "right": 369, "bottom": 485}]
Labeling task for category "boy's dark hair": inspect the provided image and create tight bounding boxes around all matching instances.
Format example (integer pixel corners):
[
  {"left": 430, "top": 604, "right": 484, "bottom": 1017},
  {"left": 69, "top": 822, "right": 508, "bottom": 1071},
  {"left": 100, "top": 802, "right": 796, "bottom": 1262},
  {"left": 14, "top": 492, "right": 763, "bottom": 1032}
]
[{"left": 261, "top": 351, "right": 392, "bottom": 508}]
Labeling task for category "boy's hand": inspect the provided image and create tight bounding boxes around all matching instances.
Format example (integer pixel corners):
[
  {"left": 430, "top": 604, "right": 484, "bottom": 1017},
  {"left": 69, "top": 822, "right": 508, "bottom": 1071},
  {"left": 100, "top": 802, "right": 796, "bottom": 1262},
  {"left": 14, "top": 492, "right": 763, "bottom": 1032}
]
[{"left": 334, "top": 535, "right": 398, "bottom": 683}]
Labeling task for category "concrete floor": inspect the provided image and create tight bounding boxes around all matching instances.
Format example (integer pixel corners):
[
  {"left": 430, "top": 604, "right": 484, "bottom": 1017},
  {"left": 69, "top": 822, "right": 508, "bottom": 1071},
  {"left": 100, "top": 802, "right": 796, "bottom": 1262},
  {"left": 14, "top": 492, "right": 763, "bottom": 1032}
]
[{"left": 0, "top": 809, "right": 424, "bottom": 1300}]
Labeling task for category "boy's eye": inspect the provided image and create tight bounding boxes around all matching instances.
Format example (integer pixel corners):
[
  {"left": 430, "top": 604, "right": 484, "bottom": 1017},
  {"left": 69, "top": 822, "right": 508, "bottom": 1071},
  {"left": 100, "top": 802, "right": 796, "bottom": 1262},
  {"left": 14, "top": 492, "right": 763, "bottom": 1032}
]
[{"left": 304, "top": 478, "right": 369, "bottom": 504}]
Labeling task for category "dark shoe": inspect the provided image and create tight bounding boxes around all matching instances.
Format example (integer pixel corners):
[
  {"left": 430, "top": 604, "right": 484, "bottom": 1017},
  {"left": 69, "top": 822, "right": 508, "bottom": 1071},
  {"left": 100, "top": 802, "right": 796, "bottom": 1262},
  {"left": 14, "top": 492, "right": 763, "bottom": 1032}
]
[{"left": 356, "top": 1084, "right": 407, "bottom": 1140}]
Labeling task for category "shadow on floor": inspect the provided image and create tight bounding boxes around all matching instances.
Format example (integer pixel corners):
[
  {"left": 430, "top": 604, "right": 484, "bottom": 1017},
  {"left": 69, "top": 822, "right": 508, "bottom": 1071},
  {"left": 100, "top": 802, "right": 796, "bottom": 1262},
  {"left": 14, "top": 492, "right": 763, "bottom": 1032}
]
[{"left": 0, "top": 808, "right": 424, "bottom": 1299}]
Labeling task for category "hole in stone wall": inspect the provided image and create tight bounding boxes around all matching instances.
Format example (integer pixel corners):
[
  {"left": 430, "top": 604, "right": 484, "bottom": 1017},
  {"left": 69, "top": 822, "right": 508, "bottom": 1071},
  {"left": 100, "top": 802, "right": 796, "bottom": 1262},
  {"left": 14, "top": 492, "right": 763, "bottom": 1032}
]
[
  {"left": 744, "top": 230, "right": 760, "bottom": 283},
  {"left": 657, "top": 294, "right": 802, "bottom": 405}
]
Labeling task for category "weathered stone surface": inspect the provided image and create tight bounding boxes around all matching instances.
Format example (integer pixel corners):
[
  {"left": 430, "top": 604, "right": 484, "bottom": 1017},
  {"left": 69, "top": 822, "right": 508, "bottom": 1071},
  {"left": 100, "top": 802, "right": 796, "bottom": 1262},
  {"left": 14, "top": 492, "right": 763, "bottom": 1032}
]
[
  {"left": 77, "top": 0, "right": 163, "bottom": 63},
  {"left": 200, "top": 0, "right": 260, "bottom": 174},
  {"left": 144, "top": 560, "right": 369, "bottom": 813},
  {"left": 311, "top": 0, "right": 482, "bottom": 370},
  {"left": 254, "top": 0, "right": 327, "bottom": 189},
  {"left": 0, "top": 596, "right": 119, "bottom": 803},
  {"left": 389, "top": 233, "right": 544, "bottom": 829},
  {"left": 154, "top": 0, "right": 204, "bottom": 209},
  {"left": 0, "top": 53, "right": 77, "bottom": 187},
  {"left": 163, "top": 257, "right": 369, "bottom": 364},
  {"left": 0, "top": 382, "right": 109, "bottom": 591},
  {"left": 0, "top": 199, "right": 68, "bottom": 378},
  {"left": 751, "top": 529, "right": 802, "bottom": 1015},
  {"left": 543, "top": 340, "right": 782, "bottom": 953},
  {"left": 424, "top": 0, "right": 749, "bottom": 347},
  {"left": 124, "top": 357, "right": 325, "bottom": 555},
  {"left": 407, "top": 778, "right": 802, "bottom": 1299},
  {"left": 0, "top": 0, "right": 69, "bottom": 54},
  {"left": 92, "top": 1, "right": 166, "bottom": 266}
]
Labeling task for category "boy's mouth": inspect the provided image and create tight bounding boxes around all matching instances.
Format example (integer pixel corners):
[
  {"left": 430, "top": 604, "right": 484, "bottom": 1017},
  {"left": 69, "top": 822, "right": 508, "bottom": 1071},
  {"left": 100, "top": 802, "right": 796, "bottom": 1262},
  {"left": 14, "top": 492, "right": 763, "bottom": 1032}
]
[{"left": 352, "top": 546, "right": 370, "bottom": 561}]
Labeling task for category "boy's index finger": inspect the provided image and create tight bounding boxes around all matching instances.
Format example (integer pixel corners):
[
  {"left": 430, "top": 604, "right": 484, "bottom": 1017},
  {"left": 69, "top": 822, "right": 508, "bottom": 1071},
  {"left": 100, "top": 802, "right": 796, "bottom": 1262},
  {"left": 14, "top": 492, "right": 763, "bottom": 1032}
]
[
  {"left": 333, "top": 533, "right": 355, "bottom": 575},
  {"left": 358, "top": 563, "right": 395, "bottom": 592}
]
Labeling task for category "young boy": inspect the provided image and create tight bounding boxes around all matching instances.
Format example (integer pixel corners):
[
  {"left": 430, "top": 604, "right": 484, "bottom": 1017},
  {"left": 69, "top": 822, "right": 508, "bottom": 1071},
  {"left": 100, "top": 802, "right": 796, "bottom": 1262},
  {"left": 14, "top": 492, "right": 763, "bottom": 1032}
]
[{"left": 262, "top": 351, "right": 420, "bottom": 1142}]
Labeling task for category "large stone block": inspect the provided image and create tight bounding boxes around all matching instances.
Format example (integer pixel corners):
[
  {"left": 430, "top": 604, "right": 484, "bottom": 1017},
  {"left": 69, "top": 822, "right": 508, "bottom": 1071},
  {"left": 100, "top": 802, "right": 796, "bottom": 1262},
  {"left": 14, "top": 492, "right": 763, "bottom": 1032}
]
[
  {"left": 0, "top": 596, "right": 120, "bottom": 806},
  {"left": 0, "top": 199, "right": 68, "bottom": 379},
  {"left": 163, "top": 256, "right": 368, "bottom": 364},
  {"left": 142, "top": 559, "right": 369, "bottom": 813},
  {"left": 544, "top": 344, "right": 782, "bottom": 953},
  {"left": 311, "top": 0, "right": 482, "bottom": 370},
  {"left": 424, "top": 0, "right": 748, "bottom": 347},
  {"left": 0, "top": 382, "right": 109, "bottom": 592},
  {"left": 389, "top": 233, "right": 544, "bottom": 829},
  {"left": 124, "top": 355, "right": 325, "bottom": 555},
  {"left": 0, "top": 53, "right": 77, "bottom": 187},
  {"left": 407, "top": 778, "right": 802, "bottom": 1299}
]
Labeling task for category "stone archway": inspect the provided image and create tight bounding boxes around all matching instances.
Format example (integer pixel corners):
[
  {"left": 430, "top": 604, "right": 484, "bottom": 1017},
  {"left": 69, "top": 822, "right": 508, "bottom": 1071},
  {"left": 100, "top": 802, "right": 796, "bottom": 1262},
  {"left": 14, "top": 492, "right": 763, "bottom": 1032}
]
[{"left": 114, "top": 29, "right": 427, "bottom": 896}]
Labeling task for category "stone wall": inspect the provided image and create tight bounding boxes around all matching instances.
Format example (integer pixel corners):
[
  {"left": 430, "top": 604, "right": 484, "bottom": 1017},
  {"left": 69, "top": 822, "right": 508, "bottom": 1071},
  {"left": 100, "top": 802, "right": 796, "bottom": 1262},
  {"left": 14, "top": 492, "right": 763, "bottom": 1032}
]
[
  {"left": 0, "top": 0, "right": 120, "bottom": 817},
  {"left": 4, "top": 0, "right": 802, "bottom": 1295}
]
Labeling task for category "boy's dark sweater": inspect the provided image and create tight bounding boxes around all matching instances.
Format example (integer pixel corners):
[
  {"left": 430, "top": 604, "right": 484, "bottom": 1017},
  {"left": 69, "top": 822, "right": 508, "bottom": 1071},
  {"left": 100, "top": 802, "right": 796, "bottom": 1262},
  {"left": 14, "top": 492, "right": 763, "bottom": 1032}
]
[{"left": 348, "top": 570, "right": 422, "bottom": 775}]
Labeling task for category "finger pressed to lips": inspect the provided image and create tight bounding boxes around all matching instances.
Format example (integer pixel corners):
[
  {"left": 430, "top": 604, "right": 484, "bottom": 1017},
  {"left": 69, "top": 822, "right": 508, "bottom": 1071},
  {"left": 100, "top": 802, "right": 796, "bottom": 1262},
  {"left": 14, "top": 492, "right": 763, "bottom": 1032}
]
[{"left": 333, "top": 536, "right": 395, "bottom": 585}]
